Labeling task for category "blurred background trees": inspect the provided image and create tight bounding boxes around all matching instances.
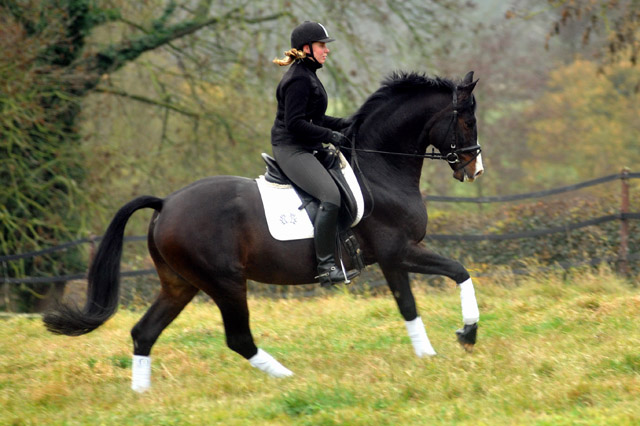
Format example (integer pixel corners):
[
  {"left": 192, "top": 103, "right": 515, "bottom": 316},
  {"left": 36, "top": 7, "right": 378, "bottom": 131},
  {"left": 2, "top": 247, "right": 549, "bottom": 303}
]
[
  {"left": 2, "top": 0, "right": 639, "bottom": 311},
  {"left": 0, "top": 0, "right": 472, "bottom": 310}
]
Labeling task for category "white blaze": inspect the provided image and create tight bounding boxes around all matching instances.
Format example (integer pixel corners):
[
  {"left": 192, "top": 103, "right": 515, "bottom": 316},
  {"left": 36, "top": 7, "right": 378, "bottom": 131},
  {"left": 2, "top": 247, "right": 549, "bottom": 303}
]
[{"left": 474, "top": 153, "right": 484, "bottom": 177}]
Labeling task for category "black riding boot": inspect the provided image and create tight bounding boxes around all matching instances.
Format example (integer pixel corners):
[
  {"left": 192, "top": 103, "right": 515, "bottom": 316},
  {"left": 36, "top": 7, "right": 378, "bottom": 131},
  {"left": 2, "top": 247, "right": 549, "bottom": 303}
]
[{"left": 315, "top": 202, "right": 360, "bottom": 287}]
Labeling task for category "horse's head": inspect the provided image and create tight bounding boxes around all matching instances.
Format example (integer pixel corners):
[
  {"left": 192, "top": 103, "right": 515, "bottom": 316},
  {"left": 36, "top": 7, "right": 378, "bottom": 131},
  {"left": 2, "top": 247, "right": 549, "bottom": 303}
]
[
  {"left": 349, "top": 71, "right": 484, "bottom": 183},
  {"left": 429, "top": 71, "right": 484, "bottom": 182}
]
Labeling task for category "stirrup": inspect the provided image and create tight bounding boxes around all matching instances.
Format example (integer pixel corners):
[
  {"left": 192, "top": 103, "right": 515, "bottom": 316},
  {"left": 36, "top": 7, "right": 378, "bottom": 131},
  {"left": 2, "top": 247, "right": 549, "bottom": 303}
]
[{"left": 316, "top": 266, "right": 360, "bottom": 288}]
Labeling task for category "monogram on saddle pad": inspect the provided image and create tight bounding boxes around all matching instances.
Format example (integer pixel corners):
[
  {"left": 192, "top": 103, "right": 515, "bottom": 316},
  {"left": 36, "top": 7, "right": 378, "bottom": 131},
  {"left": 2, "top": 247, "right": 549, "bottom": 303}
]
[{"left": 256, "top": 147, "right": 364, "bottom": 241}]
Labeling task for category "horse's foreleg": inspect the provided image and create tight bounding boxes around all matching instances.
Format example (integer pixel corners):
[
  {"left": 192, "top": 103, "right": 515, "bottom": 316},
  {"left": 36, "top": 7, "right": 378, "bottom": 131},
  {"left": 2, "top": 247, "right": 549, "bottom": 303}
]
[
  {"left": 402, "top": 244, "right": 480, "bottom": 351},
  {"left": 456, "top": 278, "right": 479, "bottom": 352},
  {"left": 381, "top": 267, "right": 436, "bottom": 357}
]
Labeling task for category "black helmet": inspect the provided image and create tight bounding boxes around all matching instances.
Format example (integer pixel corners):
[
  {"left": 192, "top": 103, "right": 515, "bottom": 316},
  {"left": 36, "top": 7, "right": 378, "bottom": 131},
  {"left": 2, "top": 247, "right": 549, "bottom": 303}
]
[{"left": 291, "top": 21, "right": 335, "bottom": 50}]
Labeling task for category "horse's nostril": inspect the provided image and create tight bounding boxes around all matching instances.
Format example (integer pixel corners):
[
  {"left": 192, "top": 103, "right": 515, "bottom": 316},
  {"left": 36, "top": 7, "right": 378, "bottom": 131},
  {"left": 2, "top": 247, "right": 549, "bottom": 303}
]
[{"left": 474, "top": 169, "right": 484, "bottom": 177}]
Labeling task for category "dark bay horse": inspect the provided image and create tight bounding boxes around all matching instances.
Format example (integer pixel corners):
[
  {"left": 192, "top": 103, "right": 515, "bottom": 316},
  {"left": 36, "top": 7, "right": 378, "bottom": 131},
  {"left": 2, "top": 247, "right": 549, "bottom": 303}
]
[{"left": 44, "top": 71, "right": 483, "bottom": 392}]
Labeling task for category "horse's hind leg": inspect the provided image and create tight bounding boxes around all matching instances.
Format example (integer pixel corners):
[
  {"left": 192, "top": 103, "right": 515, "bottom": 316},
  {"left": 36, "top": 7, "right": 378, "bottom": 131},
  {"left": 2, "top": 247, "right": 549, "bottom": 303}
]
[
  {"left": 130, "top": 256, "right": 198, "bottom": 392},
  {"left": 200, "top": 277, "right": 294, "bottom": 378}
]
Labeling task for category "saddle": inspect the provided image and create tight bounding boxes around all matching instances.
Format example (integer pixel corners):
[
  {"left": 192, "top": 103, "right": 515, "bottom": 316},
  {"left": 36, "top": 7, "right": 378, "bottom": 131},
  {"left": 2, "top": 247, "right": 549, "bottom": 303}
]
[
  {"left": 261, "top": 148, "right": 365, "bottom": 271},
  {"left": 262, "top": 149, "right": 359, "bottom": 231}
]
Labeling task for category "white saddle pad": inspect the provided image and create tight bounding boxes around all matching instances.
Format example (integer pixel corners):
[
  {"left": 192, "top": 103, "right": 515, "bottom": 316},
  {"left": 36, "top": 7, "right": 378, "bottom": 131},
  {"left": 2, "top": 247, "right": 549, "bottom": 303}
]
[{"left": 256, "top": 152, "right": 365, "bottom": 241}]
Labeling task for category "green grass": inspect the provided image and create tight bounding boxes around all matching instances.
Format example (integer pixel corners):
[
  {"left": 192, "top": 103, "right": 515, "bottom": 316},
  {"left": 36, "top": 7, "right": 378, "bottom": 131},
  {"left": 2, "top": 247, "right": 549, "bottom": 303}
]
[{"left": 1, "top": 268, "right": 639, "bottom": 425}]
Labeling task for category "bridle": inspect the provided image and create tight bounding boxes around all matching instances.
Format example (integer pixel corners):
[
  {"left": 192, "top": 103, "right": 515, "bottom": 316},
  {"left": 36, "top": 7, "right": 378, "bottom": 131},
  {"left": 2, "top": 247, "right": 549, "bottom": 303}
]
[
  {"left": 437, "top": 88, "right": 482, "bottom": 168},
  {"left": 347, "top": 87, "right": 482, "bottom": 169}
]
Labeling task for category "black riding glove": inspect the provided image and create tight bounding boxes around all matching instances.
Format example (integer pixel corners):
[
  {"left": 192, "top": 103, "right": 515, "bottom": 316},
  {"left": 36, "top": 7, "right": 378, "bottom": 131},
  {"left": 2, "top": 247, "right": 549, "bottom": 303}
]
[{"left": 330, "top": 131, "right": 350, "bottom": 148}]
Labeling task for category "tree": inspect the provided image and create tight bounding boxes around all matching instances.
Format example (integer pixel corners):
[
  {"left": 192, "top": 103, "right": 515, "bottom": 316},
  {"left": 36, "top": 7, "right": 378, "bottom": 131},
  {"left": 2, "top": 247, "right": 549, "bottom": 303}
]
[
  {"left": 428, "top": 0, "right": 639, "bottom": 196},
  {"left": 524, "top": 58, "right": 640, "bottom": 186},
  {"left": 0, "top": 0, "right": 285, "bottom": 311},
  {"left": 416, "top": 0, "right": 556, "bottom": 197},
  {"left": 507, "top": 0, "right": 640, "bottom": 66}
]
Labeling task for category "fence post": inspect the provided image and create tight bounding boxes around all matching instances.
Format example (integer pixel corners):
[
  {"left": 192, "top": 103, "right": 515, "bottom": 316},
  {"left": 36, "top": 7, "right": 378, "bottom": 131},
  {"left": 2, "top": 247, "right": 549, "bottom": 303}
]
[{"left": 618, "top": 168, "right": 630, "bottom": 276}]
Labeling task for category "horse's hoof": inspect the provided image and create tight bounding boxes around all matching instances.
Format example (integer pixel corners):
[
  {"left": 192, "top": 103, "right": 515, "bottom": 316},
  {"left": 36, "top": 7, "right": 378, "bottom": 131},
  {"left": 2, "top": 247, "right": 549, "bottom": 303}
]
[
  {"left": 459, "top": 342, "right": 474, "bottom": 353},
  {"left": 456, "top": 323, "right": 477, "bottom": 353}
]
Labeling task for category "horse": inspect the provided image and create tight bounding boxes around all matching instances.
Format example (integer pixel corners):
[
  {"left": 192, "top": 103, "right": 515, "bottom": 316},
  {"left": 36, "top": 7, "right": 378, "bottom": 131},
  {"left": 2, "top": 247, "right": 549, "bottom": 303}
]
[{"left": 43, "top": 71, "right": 484, "bottom": 392}]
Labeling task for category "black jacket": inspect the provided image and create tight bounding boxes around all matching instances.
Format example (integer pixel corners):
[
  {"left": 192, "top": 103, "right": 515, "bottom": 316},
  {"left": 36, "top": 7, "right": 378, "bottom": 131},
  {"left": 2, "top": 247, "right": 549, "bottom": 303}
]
[{"left": 271, "top": 58, "right": 348, "bottom": 149}]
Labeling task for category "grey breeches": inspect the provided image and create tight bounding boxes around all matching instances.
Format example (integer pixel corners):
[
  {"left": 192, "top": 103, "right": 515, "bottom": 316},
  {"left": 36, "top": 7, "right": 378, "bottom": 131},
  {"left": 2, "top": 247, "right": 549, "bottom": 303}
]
[{"left": 272, "top": 145, "right": 341, "bottom": 206}]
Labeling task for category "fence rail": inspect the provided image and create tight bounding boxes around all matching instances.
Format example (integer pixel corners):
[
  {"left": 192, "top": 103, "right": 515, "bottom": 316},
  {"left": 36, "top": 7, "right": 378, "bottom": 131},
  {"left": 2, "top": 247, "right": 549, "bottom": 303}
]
[
  {"left": 1, "top": 171, "right": 638, "bottom": 285},
  {"left": 427, "top": 212, "right": 640, "bottom": 241},
  {"left": 426, "top": 171, "right": 640, "bottom": 203}
]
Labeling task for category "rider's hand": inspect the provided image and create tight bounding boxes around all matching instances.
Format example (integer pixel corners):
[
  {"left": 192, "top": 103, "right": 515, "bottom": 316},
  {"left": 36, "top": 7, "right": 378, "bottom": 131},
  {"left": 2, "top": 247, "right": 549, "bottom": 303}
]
[{"left": 330, "top": 131, "right": 350, "bottom": 148}]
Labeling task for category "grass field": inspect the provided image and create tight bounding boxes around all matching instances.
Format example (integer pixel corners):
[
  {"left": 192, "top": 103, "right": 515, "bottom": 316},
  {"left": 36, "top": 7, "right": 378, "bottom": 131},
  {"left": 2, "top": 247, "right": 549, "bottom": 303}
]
[{"left": 1, "top": 268, "right": 639, "bottom": 425}]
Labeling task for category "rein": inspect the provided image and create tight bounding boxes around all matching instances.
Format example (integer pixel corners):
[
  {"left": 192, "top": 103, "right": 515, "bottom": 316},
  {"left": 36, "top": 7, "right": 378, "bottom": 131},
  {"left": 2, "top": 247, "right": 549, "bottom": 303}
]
[{"left": 348, "top": 144, "right": 481, "bottom": 162}]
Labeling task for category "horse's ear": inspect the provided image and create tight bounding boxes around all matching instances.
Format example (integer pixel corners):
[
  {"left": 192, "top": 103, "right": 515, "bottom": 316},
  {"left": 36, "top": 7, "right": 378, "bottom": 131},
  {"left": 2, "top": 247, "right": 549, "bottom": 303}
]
[
  {"left": 459, "top": 71, "right": 478, "bottom": 94},
  {"left": 462, "top": 71, "right": 474, "bottom": 85}
]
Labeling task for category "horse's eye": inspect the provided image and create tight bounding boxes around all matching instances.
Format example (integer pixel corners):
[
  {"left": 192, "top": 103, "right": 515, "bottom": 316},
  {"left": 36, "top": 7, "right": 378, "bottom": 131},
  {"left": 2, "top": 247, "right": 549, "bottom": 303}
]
[{"left": 465, "top": 120, "right": 476, "bottom": 129}]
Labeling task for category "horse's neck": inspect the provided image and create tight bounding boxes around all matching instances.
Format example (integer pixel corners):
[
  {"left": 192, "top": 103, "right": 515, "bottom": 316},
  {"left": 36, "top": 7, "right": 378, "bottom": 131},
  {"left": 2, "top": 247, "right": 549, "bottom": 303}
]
[
  {"left": 353, "top": 87, "right": 453, "bottom": 216},
  {"left": 357, "top": 98, "right": 442, "bottom": 192}
]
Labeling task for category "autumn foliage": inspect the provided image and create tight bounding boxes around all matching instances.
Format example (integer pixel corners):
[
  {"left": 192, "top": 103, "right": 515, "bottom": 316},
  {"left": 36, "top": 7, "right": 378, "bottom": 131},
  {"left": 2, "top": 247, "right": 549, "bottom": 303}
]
[{"left": 524, "top": 59, "right": 640, "bottom": 186}]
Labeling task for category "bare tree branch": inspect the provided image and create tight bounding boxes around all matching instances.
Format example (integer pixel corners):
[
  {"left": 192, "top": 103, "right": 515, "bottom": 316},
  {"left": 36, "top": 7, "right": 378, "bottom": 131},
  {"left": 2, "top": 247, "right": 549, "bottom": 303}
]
[
  {"left": 72, "top": 8, "right": 289, "bottom": 93},
  {"left": 94, "top": 86, "right": 199, "bottom": 117}
]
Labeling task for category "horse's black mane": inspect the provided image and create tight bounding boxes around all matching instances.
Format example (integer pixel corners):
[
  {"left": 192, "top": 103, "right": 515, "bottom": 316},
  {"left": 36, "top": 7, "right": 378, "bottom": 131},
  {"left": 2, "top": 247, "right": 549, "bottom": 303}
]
[
  {"left": 349, "top": 71, "right": 457, "bottom": 133},
  {"left": 381, "top": 71, "right": 457, "bottom": 92}
]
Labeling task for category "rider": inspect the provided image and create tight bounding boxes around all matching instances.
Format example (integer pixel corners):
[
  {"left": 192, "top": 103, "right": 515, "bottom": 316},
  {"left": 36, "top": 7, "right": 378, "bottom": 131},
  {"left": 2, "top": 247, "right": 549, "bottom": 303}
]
[{"left": 271, "top": 21, "right": 359, "bottom": 287}]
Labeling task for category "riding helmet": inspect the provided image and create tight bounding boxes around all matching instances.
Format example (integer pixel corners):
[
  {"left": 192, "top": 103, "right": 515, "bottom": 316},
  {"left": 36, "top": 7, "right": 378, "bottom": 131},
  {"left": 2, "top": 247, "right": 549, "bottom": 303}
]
[{"left": 291, "top": 21, "right": 335, "bottom": 49}]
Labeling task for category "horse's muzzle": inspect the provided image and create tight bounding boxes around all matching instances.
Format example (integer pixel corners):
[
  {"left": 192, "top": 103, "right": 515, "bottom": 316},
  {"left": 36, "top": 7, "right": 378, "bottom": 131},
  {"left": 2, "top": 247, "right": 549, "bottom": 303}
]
[{"left": 453, "top": 153, "right": 484, "bottom": 182}]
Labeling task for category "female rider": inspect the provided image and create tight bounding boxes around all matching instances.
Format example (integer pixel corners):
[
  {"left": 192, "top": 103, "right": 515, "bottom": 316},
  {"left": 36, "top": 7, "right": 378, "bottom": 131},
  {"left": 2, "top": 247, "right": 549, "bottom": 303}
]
[{"left": 271, "top": 21, "right": 359, "bottom": 287}]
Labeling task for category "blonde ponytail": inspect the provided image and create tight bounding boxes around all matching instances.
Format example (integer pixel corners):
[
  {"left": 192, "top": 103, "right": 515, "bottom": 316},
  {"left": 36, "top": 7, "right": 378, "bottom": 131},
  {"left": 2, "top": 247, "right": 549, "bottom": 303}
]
[{"left": 273, "top": 48, "right": 306, "bottom": 66}]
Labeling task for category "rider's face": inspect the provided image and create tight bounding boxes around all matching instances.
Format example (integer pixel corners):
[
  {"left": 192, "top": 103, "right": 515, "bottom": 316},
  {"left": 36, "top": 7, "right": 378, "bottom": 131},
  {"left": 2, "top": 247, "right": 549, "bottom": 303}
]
[{"left": 304, "top": 42, "right": 330, "bottom": 64}]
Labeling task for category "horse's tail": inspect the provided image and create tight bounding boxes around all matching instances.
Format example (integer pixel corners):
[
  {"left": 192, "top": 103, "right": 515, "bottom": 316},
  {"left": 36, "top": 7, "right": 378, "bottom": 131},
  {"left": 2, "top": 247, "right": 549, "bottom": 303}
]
[{"left": 43, "top": 195, "right": 164, "bottom": 336}]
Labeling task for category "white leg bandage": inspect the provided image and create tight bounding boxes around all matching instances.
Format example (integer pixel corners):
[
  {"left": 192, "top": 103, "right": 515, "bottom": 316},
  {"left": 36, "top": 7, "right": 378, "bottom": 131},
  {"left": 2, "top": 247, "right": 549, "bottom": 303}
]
[
  {"left": 131, "top": 355, "right": 151, "bottom": 393},
  {"left": 249, "top": 348, "right": 294, "bottom": 378},
  {"left": 404, "top": 316, "right": 437, "bottom": 357},
  {"left": 459, "top": 278, "right": 480, "bottom": 325}
]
